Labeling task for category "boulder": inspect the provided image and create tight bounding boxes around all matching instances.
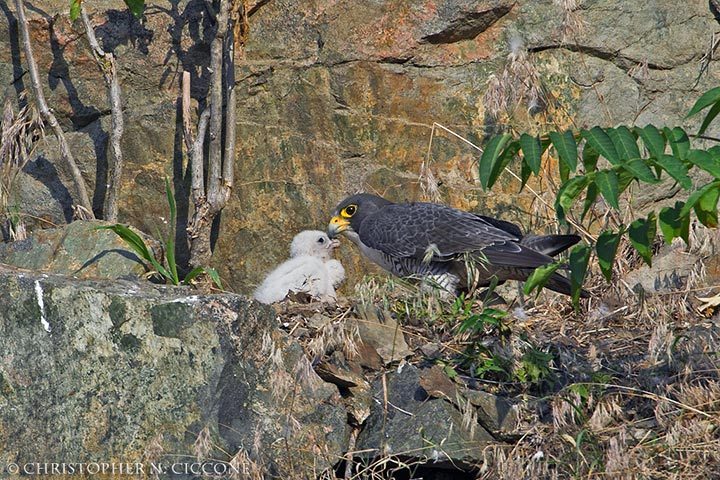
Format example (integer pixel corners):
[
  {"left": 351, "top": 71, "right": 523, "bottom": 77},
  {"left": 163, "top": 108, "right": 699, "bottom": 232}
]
[
  {"left": 356, "top": 364, "right": 494, "bottom": 471},
  {"left": 0, "top": 268, "right": 348, "bottom": 478},
  {"left": 0, "top": 220, "right": 157, "bottom": 280}
]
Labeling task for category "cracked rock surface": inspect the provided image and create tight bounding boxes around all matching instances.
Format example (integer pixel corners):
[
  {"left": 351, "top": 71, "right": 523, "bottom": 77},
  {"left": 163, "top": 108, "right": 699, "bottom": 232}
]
[{"left": 0, "top": 0, "right": 718, "bottom": 293}]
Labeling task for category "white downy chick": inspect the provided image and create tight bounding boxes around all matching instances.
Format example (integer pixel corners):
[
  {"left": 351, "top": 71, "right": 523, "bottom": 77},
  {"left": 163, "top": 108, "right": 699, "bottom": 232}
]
[{"left": 253, "top": 230, "right": 344, "bottom": 304}]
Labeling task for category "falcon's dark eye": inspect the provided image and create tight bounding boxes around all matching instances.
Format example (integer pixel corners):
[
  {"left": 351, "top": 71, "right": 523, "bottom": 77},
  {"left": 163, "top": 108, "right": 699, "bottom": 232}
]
[
  {"left": 342, "top": 204, "right": 357, "bottom": 217},
  {"left": 317, "top": 237, "right": 325, "bottom": 244}
]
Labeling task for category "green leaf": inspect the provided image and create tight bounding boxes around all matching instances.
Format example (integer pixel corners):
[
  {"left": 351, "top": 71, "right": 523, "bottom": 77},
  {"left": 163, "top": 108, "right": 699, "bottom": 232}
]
[
  {"left": 596, "top": 230, "right": 623, "bottom": 281},
  {"left": 581, "top": 127, "right": 620, "bottom": 165},
  {"left": 523, "top": 262, "right": 563, "bottom": 296},
  {"left": 582, "top": 143, "right": 599, "bottom": 173},
  {"left": 697, "top": 101, "right": 720, "bottom": 136},
  {"left": 96, "top": 224, "right": 171, "bottom": 280},
  {"left": 608, "top": 126, "right": 640, "bottom": 160},
  {"left": 164, "top": 178, "right": 178, "bottom": 284},
  {"left": 628, "top": 213, "right": 657, "bottom": 267},
  {"left": 581, "top": 182, "right": 598, "bottom": 221},
  {"left": 617, "top": 168, "right": 636, "bottom": 194},
  {"left": 689, "top": 149, "right": 720, "bottom": 179},
  {"left": 659, "top": 202, "right": 689, "bottom": 244},
  {"left": 686, "top": 86, "right": 720, "bottom": 118},
  {"left": 204, "top": 267, "right": 223, "bottom": 289},
  {"left": 69, "top": 0, "right": 82, "bottom": 21},
  {"left": 663, "top": 127, "right": 690, "bottom": 160},
  {"left": 520, "top": 133, "right": 542, "bottom": 175},
  {"left": 680, "top": 181, "right": 720, "bottom": 217},
  {"left": 652, "top": 154, "right": 692, "bottom": 189},
  {"left": 569, "top": 244, "right": 591, "bottom": 307},
  {"left": 183, "top": 266, "right": 203, "bottom": 283},
  {"left": 594, "top": 170, "right": 620, "bottom": 210},
  {"left": 555, "top": 175, "right": 590, "bottom": 224},
  {"left": 520, "top": 158, "right": 532, "bottom": 191},
  {"left": 123, "top": 0, "right": 145, "bottom": 17},
  {"left": 549, "top": 130, "right": 578, "bottom": 171},
  {"left": 694, "top": 185, "right": 720, "bottom": 228},
  {"left": 96, "top": 224, "right": 153, "bottom": 263},
  {"left": 165, "top": 238, "right": 179, "bottom": 284},
  {"left": 636, "top": 125, "right": 666, "bottom": 158},
  {"left": 558, "top": 157, "right": 570, "bottom": 182},
  {"left": 183, "top": 267, "right": 223, "bottom": 289},
  {"left": 479, "top": 133, "right": 513, "bottom": 189},
  {"left": 622, "top": 158, "right": 658, "bottom": 183},
  {"left": 487, "top": 141, "right": 519, "bottom": 189}
]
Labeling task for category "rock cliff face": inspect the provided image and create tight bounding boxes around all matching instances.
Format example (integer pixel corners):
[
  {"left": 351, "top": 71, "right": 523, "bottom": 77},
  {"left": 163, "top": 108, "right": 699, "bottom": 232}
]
[{"left": 0, "top": 0, "right": 718, "bottom": 292}]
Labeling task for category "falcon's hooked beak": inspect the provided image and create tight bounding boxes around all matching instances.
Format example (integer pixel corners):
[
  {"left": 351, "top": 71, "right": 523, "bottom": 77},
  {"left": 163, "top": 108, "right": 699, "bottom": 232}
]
[{"left": 328, "top": 215, "right": 351, "bottom": 238}]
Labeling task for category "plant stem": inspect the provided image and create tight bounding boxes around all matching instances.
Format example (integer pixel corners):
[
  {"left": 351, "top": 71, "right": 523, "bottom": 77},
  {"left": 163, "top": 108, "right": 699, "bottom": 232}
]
[
  {"left": 187, "top": 0, "right": 240, "bottom": 268},
  {"left": 81, "top": 5, "right": 124, "bottom": 221}
]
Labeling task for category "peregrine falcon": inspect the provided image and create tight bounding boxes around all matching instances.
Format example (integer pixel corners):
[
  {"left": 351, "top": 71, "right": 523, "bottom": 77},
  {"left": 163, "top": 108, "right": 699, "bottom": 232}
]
[
  {"left": 327, "top": 193, "right": 588, "bottom": 298},
  {"left": 253, "top": 230, "right": 346, "bottom": 304}
]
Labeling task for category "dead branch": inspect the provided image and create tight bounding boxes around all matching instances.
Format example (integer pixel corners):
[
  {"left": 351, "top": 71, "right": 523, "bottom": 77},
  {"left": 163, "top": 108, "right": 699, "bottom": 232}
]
[
  {"left": 205, "top": 0, "right": 231, "bottom": 210},
  {"left": 186, "top": 0, "right": 244, "bottom": 268},
  {"left": 182, "top": 71, "right": 194, "bottom": 152},
  {"left": 14, "top": 0, "right": 94, "bottom": 219},
  {"left": 80, "top": 4, "right": 125, "bottom": 222}
]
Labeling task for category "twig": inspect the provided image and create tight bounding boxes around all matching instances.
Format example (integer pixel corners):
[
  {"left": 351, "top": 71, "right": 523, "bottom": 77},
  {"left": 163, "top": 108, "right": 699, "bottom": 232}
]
[
  {"left": 81, "top": 5, "right": 124, "bottom": 221},
  {"left": 693, "top": 31, "right": 720, "bottom": 89},
  {"left": 14, "top": 0, "right": 94, "bottom": 218},
  {"left": 182, "top": 71, "right": 194, "bottom": 151}
]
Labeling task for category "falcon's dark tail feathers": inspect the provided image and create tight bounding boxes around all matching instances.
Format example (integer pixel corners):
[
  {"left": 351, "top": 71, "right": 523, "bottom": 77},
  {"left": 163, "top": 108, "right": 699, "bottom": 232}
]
[
  {"left": 520, "top": 234, "right": 581, "bottom": 257},
  {"left": 518, "top": 234, "right": 590, "bottom": 298},
  {"left": 543, "top": 271, "right": 591, "bottom": 298}
]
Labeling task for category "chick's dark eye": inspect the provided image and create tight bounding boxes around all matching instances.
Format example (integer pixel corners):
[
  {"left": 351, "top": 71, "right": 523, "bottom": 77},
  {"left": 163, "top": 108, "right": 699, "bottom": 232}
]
[{"left": 317, "top": 237, "right": 325, "bottom": 244}]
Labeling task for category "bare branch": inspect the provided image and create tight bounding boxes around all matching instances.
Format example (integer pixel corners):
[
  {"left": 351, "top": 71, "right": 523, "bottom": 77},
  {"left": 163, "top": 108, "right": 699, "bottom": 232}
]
[
  {"left": 222, "top": 43, "right": 236, "bottom": 195},
  {"left": 190, "top": 107, "right": 211, "bottom": 205},
  {"left": 182, "top": 71, "right": 194, "bottom": 152},
  {"left": 81, "top": 5, "right": 124, "bottom": 222},
  {"left": 14, "top": 0, "right": 94, "bottom": 218},
  {"left": 187, "top": 0, "right": 244, "bottom": 268},
  {"left": 206, "top": 0, "right": 231, "bottom": 209}
]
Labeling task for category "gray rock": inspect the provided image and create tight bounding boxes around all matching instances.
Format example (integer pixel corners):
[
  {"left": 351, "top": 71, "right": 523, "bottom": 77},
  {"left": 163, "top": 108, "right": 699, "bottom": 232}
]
[
  {"left": 465, "top": 389, "right": 518, "bottom": 435},
  {"left": 623, "top": 244, "right": 701, "bottom": 294},
  {"left": 419, "top": 0, "right": 514, "bottom": 44},
  {"left": 0, "top": 220, "right": 155, "bottom": 279},
  {"left": 356, "top": 364, "right": 494, "bottom": 469},
  {"left": 355, "top": 304, "right": 413, "bottom": 364},
  {"left": 0, "top": 269, "right": 348, "bottom": 478}
]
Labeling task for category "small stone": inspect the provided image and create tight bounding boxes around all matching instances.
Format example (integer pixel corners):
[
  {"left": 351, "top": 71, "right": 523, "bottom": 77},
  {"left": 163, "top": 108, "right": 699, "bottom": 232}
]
[{"left": 354, "top": 303, "right": 412, "bottom": 364}]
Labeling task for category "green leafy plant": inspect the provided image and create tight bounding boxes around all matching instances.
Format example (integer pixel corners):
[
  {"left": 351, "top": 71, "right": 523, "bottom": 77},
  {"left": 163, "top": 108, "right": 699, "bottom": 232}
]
[
  {"left": 516, "top": 346, "right": 555, "bottom": 386},
  {"left": 453, "top": 293, "right": 510, "bottom": 336},
  {"left": 98, "top": 178, "right": 222, "bottom": 288},
  {"left": 480, "top": 87, "right": 720, "bottom": 306},
  {"left": 70, "top": 0, "right": 145, "bottom": 21}
]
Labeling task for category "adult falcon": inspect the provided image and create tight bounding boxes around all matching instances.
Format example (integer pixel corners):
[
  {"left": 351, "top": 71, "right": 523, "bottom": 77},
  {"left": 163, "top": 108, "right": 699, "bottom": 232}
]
[{"left": 327, "top": 193, "right": 589, "bottom": 298}]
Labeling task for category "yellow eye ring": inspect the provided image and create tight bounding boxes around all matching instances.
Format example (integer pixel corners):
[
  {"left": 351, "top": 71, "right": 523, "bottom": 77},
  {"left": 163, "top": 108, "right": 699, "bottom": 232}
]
[{"left": 342, "top": 204, "right": 357, "bottom": 217}]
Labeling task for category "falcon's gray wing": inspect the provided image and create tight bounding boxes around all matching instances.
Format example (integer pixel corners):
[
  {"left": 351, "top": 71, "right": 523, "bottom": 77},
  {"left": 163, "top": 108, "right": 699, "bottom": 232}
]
[{"left": 357, "top": 202, "right": 556, "bottom": 268}]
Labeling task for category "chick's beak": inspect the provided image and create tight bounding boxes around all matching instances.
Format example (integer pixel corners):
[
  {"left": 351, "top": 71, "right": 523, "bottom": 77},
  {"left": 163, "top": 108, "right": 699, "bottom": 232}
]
[{"left": 328, "top": 215, "right": 350, "bottom": 238}]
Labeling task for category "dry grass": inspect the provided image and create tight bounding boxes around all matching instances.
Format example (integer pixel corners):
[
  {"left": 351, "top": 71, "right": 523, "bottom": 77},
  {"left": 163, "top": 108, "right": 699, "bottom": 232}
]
[
  {"left": 483, "top": 36, "right": 545, "bottom": 120},
  {"left": 0, "top": 95, "right": 44, "bottom": 241}
]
